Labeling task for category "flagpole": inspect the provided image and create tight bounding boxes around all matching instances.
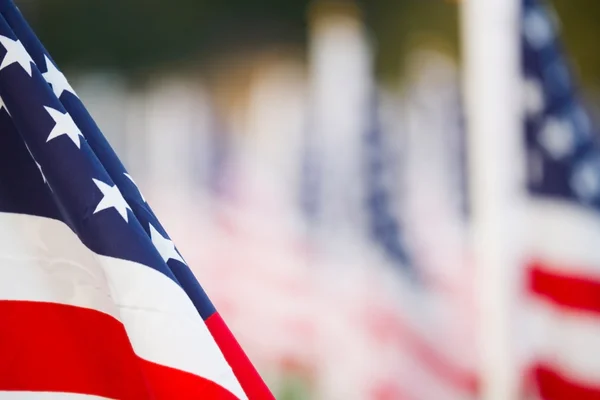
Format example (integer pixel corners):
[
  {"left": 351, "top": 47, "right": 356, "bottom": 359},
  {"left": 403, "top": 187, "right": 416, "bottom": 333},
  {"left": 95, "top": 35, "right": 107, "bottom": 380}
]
[{"left": 460, "top": 1, "right": 524, "bottom": 400}]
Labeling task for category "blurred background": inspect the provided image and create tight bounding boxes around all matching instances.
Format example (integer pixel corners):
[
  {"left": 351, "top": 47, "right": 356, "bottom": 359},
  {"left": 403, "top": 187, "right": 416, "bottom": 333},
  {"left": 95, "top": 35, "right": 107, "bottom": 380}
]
[{"left": 14, "top": 0, "right": 600, "bottom": 398}]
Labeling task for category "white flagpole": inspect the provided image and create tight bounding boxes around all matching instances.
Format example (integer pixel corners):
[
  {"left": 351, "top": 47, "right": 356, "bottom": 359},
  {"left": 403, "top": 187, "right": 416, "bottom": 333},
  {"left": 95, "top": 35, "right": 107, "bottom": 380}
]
[{"left": 461, "top": 1, "right": 525, "bottom": 400}]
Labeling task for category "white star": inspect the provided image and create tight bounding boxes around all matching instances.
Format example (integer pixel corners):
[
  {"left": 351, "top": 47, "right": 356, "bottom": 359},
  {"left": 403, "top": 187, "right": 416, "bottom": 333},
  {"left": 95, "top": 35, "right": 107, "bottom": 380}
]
[
  {"left": 523, "top": 78, "right": 544, "bottom": 117},
  {"left": 0, "top": 96, "right": 10, "bottom": 116},
  {"left": 571, "top": 157, "right": 600, "bottom": 202},
  {"left": 149, "top": 224, "right": 185, "bottom": 264},
  {"left": 42, "top": 55, "right": 77, "bottom": 99},
  {"left": 45, "top": 106, "right": 84, "bottom": 148},
  {"left": 123, "top": 173, "right": 146, "bottom": 202},
  {"left": 523, "top": 9, "right": 555, "bottom": 50},
  {"left": 0, "top": 35, "right": 34, "bottom": 76},
  {"left": 538, "top": 117, "right": 574, "bottom": 160},
  {"left": 92, "top": 179, "right": 131, "bottom": 222}
]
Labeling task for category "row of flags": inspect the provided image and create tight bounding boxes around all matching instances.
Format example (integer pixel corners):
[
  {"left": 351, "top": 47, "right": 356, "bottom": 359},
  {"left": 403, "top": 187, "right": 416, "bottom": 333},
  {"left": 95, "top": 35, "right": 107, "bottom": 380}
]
[
  {"left": 355, "top": 0, "right": 600, "bottom": 398},
  {"left": 0, "top": 0, "right": 598, "bottom": 398}
]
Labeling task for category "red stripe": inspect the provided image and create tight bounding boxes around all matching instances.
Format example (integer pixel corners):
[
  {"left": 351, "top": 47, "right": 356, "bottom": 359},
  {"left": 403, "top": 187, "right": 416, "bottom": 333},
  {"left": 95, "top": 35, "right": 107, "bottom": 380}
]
[
  {"left": 0, "top": 300, "right": 239, "bottom": 399},
  {"left": 364, "top": 307, "right": 479, "bottom": 395},
  {"left": 369, "top": 379, "right": 419, "bottom": 400},
  {"left": 528, "top": 260, "right": 600, "bottom": 314},
  {"left": 206, "top": 312, "right": 275, "bottom": 400},
  {"left": 533, "top": 364, "right": 600, "bottom": 400}
]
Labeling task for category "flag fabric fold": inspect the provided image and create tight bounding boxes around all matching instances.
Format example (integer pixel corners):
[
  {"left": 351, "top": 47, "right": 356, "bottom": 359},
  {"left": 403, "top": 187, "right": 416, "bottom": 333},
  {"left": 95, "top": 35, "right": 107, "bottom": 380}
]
[{"left": 0, "top": 1, "right": 273, "bottom": 398}]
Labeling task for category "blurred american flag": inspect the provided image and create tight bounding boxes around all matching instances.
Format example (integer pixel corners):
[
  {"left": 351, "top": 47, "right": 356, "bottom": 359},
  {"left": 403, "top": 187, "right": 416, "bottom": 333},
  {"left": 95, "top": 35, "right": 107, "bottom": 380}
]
[{"left": 521, "top": 0, "right": 600, "bottom": 398}]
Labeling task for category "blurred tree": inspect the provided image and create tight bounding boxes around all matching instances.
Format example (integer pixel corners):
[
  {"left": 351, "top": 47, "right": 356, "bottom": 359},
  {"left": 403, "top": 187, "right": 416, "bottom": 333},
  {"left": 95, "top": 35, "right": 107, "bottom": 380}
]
[
  {"left": 17, "top": 0, "right": 458, "bottom": 82},
  {"left": 366, "top": 0, "right": 459, "bottom": 85},
  {"left": 16, "top": 0, "right": 600, "bottom": 87},
  {"left": 552, "top": 0, "right": 600, "bottom": 90},
  {"left": 20, "top": 0, "right": 310, "bottom": 76}
]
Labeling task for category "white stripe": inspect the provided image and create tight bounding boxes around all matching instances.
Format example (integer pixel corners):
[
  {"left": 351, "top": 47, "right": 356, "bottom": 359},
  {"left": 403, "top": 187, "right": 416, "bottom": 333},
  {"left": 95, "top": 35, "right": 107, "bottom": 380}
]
[
  {"left": 0, "top": 212, "right": 246, "bottom": 400},
  {"left": 526, "top": 297, "right": 600, "bottom": 388},
  {"left": 527, "top": 198, "right": 600, "bottom": 277},
  {"left": 0, "top": 393, "right": 111, "bottom": 400}
]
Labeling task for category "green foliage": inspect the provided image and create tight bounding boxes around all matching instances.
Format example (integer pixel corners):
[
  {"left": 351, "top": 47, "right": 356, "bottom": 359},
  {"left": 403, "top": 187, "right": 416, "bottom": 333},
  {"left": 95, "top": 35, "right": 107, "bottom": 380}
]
[
  {"left": 551, "top": 0, "right": 600, "bottom": 89},
  {"left": 22, "top": 0, "right": 309, "bottom": 74},
  {"left": 276, "top": 374, "right": 313, "bottom": 400},
  {"left": 366, "top": 0, "right": 459, "bottom": 84},
  {"left": 17, "top": 0, "right": 600, "bottom": 87}
]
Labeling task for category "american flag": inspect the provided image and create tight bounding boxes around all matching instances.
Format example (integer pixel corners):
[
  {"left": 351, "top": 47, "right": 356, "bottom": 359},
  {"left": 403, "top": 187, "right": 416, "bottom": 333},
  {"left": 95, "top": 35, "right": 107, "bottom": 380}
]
[
  {"left": 360, "top": 85, "right": 480, "bottom": 399},
  {"left": 0, "top": 1, "right": 273, "bottom": 399},
  {"left": 364, "top": 93, "right": 411, "bottom": 272},
  {"left": 522, "top": 0, "right": 600, "bottom": 398}
]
